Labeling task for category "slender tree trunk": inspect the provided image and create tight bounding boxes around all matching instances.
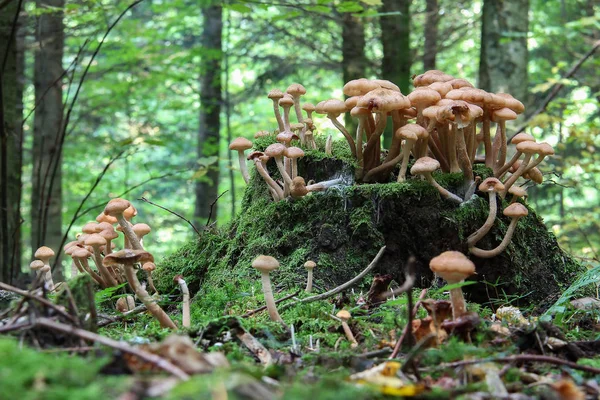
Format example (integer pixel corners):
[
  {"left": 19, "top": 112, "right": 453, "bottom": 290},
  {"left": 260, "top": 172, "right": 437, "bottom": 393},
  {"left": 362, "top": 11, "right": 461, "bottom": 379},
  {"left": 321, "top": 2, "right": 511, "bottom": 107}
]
[
  {"left": 341, "top": 12, "right": 367, "bottom": 131},
  {"left": 31, "top": 0, "right": 64, "bottom": 276},
  {"left": 380, "top": 0, "right": 411, "bottom": 148},
  {"left": 0, "top": 0, "right": 25, "bottom": 284},
  {"left": 423, "top": 0, "right": 439, "bottom": 71},
  {"left": 479, "top": 0, "right": 529, "bottom": 105},
  {"left": 194, "top": 3, "right": 222, "bottom": 226}
]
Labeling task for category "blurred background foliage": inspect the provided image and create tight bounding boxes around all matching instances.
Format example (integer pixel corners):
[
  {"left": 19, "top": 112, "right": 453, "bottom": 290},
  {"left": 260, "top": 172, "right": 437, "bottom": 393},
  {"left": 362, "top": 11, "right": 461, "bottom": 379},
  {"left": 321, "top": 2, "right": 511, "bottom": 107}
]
[{"left": 7, "top": 0, "right": 600, "bottom": 275}]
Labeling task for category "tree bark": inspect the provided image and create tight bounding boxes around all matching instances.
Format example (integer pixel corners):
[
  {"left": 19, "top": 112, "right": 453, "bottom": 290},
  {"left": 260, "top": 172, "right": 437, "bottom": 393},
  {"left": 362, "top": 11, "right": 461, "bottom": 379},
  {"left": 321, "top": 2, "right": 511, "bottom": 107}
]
[
  {"left": 31, "top": 0, "right": 64, "bottom": 276},
  {"left": 0, "top": 0, "right": 25, "bottom": 284},
  {"left": 194, "top": 3, "right": 222, "bottom": 226},
  {"left": 479, "top": 0, "right": 529, "bottom": 105},
  {"left": 341, "top": 12, "right": 367, "bottom": 131},
  {"left": 423, "top": 0, "right": 439, "bottom": 71},
  {"left": 380, "top": 0, "right": 411, "bottom": 147}
]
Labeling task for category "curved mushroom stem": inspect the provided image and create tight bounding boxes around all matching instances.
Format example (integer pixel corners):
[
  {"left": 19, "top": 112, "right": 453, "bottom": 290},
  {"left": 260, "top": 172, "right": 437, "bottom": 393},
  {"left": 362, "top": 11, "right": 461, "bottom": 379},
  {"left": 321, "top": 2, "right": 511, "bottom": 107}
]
[
  {"left": 174, "top": 276, "right": 190, "bottom": 328},
  {"left": 469, "top": 217, "right": 521, "bottom": 258},
  {"left": 424, "top": 172, "right": 463, "bottom": 204},
  {"left": 237, "top": 151, "right": 250, "bottom": 184},
  {"left": 124, "top": 263, "right": 177, "bottom": 329},
  {"left": 259, "top": 271, "right": 285, "bottom": 325},
  {"left": 329, "top": 115, "right": 356, "bottom": 158},
  {"left": 325, "top": 135, "right": 333, "bottom": 155},
  {"left": 116, "top": 214, "right": 143, "bottom": 250},
  {"left": 501, "top": 154, "right": 532, "bottom": 198},
  {"left": 340, "top": 320, "right": 358, "bottom": 348},
  {"left": 91, "top": 244, "right": 118, "bottom": 287},
  {"left": 397, "top": 139, "right": 416, "bottom": 183},
  {"left": 270, "top": 98, "right": 284, "bottom": 133},
  {"left": 456, "top": 126, "right": 474, "bottom": 182},
  {"left": 281, "top": 103, "right": 293, "bottom": 134},
  {"left": 467, "top": 191, "right": 498, "bottom": 247},
  {"left": 362, "top": 152, "right": 403, "bottom": 183},
  {"left": 77, "top": 256, "right": 105, "bottom": 287},
  {"left": 273, "top": 156, "right": 293, "bottom": 197},
  {"left": 253, "top": 160, "right": 283, "bottom": 200},
  {"left": 305, "top": 269, "right": 313, "bottom": 293},
  {"left": 492, "top": 121, "right": 507, "bottom": 174}
]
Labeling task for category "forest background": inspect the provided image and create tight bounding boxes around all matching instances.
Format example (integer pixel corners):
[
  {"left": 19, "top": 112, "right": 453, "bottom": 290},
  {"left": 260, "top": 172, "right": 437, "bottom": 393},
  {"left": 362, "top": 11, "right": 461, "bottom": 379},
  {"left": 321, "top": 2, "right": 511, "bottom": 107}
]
[{"left": 0, "top": 0, "right": 598, "bottom": 285}]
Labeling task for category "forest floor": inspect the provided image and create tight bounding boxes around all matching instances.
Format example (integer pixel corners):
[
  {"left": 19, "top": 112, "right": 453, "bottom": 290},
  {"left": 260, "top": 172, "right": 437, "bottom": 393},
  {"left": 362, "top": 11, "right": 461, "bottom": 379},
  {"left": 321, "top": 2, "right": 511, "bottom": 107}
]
[{"left": 1, "top": 258, "right": 600, "bottom": 399}]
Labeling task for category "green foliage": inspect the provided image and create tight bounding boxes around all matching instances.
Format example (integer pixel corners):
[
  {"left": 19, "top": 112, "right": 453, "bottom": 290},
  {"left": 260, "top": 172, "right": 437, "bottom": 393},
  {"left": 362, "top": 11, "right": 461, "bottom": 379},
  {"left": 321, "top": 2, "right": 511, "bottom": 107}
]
[{"left": 0, "top": 339, "right": 127, "bottom": 399}]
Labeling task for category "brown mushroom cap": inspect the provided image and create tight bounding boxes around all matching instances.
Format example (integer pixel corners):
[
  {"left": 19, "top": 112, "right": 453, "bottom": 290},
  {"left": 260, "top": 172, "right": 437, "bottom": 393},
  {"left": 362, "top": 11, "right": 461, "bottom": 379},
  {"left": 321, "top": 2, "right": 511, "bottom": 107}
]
[
  {"left": 229, "top": 137, "right": 253, "bottom": 151},
  {"left": 508, "top": 186, "right": 528, "bottom": 198},
  {"left": 99, "top": 229, "right": 119, "bottom": 241},
  {"left": 516, "top": 141, "right": 542, "bottom": 155},
  {"left": 71, "top": 247, "right": 92, "bottom": 259},
  {"left": 286, "top": 83, "right": 306, "bottom": 96},
  {"left": 278, "top": 95, "right": 294, "bottom": 107},
  {"left": 429, "top": 251, "right": 476, "bottom": 283},
  {"left": 411, "top": 157, "right": 440, "bottom": 175},
  {"left": 302, "top": 103, "right": 316, "bottom": 113},
  {"left": 336, "top": 309, "right": 351, "bottom": 320},
  {"left": 133, "top": 223, "right": 152, "bottom": 237},
  {"left": 316, "top": 99, "right": 347, "bottom": 116},
  {"left": 35, "top": 246, "right": 55, "bottom": 261},
  {"left": 503, "top": 203, "right": 529, "bottom": 218},
  {"left": 478, "top": 177, "right": 505, "bottom": 193},
  {"left": 123, "top": 205, "right": 137, "bottom": 221},
  {"left": 343, "top": 78, "right": 381, "bottom": 97},
  {"left": 104, "top": 198, "right": 131, "bottom": 217},
  {"left": 267, "top": 89, "right": 284, "bottom": 100},
  {"left": 428, "top": 81, "right": 453, "bottom": 97},
  {"left": 82, "top": 222, "right": 99, "bottom": 234},
  {"left": 413, "top": 70, "right": 454, "bottom": 87},
  {"left": 96, "top": 212, "right": 118, "bottom": 224},
  {"left": 84, "top": 233, "right": 107, "bottom": 247},
  {"left": 492, "top": 107, "right": 517, "bottom": 122},
  {"left": 30, "top": 260, "right": 45, "bottom": 271},
  {"left": 448, "top": 78, "right": 474, "bottom": 89},
  {"left": 264, "top": 143, "right": 287, "bottom": 158},
  {"left": 142, "top": 262, "right": 156, "bottom": 272},
  {"left": 284, "top": 146, "right": 304, "bottom": 160},
  {"left": 252, "top": 255, "right": 280, "bottom": 273},
  {"left": 524, "top": 167, "right": 543, "bottom": 184},
  {"left": 254, "top": 130, "right": 270, "bottom": 139},
  {"left": 304, "top": 260, "right": 316, "bottom": 270},
  {"left": 103, "top": 249, "right": 154, "bottom": 266},
  {"left": 408, "top": 87, "right": 442, "bottom": 108},
  {"left": 511, "top": 133, "right": 535, "bottom": 145},
  {"left": 357, "top": 88, "right": 410, "bottom": 113},
  {"left": 496, "top": 93, "right": 525, "bottom": 114}
]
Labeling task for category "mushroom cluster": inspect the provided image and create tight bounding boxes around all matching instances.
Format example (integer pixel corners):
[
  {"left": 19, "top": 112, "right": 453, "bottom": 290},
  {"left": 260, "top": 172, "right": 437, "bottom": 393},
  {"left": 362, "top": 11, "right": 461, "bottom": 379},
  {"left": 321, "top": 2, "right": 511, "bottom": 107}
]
[{"left": 60, "top": 198, "right": 177, "bottom": 329}]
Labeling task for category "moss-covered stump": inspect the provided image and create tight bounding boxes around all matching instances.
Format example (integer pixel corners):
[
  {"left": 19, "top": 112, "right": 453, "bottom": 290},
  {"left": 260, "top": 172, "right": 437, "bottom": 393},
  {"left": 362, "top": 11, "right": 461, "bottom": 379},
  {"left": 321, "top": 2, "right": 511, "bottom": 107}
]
[{"left": 155, "top": 153, "right": 581, "bottom": 309}]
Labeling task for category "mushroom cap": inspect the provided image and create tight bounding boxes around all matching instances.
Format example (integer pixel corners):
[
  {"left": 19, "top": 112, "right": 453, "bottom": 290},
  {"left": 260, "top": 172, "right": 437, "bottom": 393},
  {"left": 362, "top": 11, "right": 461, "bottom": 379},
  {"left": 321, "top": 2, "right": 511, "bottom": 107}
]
[
  {"left": 103, "top": 249, "right": 154, "bottom": 266},
  {"left": 496, "top": 93, "right": 525, "bottom": 114},
  {"left": 84, "top": 233, "right": 107, "bottom": 247},
  {"left": 344, "top": 96, "right": 361, "bottom": 110},
  {"left": 82, "top": 222, "right": 99, "bottom": 234},
  {"left": 371, "top": 79, "right": 401, "bottom": 92},
  {"left": 72, "top": 247, "right": 92, "bottom": 259},
  {"left": 104, "top": 198, "right": 131, "bottom": 217},
  {"left": 252, "top": 255, "right": 280, "bottom": 273},
  {"left": 285, "top": 146, "right": 305, "bottom": 160},
  {"left": 290, "top": 122, "right": 304, "bottom": 131},
  {"left": 304, "top": 260, "right": 316, "bottom": 270},
  {"left": 264, "top": 143, "right": 287, "bottom": 158},
  {"left": 302, "top": 102, "right": 316, "bottom": 112},
  {"left": 357, "top": 88, "right": 410, "bottom": 113},
  {"left": 123, "top": 204, "right": 137, "bottom": 220},
  {"left": 350, "top": 106, "right": 371, "bottom": 117},
  {"left": 516, "top": 141, "right": 542, "bottom": 154},
  {"left": 276, "top": 132, "right": 298, "bottom": 145},
  {"left": 492, "top": 107, "right": 518, "bottom": 122},
  {"left": 247, "top": 150, "right": 264, "bottom": 161},
  {"left": 448, "top": 78, "right": 474, "bottom": 89},
  {"left": 278, "top": 95, "right": 294, "bottom": 107},
  {"left": 343, "top": 78, "right": 381, "bottom": 97},
  {"left": 63, "top": 241, "right": 79, "bottom": 252},
  {"left": 398, "top": 123, "right": 428, "bottom": 141},
  {"left": 511, "top": 133, "right": 535, "bottom": 145},
  {"left": 525, "top": 167, "right": 543, "bottom": 184},
  {"left": 508, "top": 186, "right": 528, "bottom": 198},
  {"left": 35, "top": 246, "right": 55, "bottom": 261},
  {"left": 413, "top": 70, "right": 454, "bottom": 87},
  {"left": 537, "top": 142, "right": 555, "bottom": 156},
  {"left": 315, "top": 99, "right": 347, "bottom": 116},
  {"left": 290, "top": 177, "right": 309, "bottom": 198},
  {"left": 411, "top": 157, "right": 440, "bottom": 175},
  {"left": 478, "top": 177, "right": 505, "bottom": 193},
  {"left": 428, "top": 81, "right": 453, "bottom": 97},
  {"left": 429, "top": 251, "right": 476, "bottom": 283},
  {"left": 336, "top": 309, "right": 351, "bottom": 320},
  {"left": 267, "top": 89, "right": 284, "bottom": 100},
  {"left": 30, "top": 260, "right": 45, "bottom": 271},
  {"left": 96, "top": 212, "right": 118, "bottom": 224},
  {"left": 503, "top": 202, "right": 529, "bottom": 218},
  {"left": 97, "top": 222, "right": 114, "bottom": 232},
  {"left": 99, "top": 229, "right": 119, "bottom": 241},
  {"left": 422, "top": 105, "right": 440, "bottom": 120},
  {"left": 133, "top": 223, "right": 152, "bottom": 237},
  {"left": 446, "top": 88, "right": 492, "bottom": 106},
  {"left": 408, "top": 87, "right": 441, "bottom": 108},
  {"left": 254, "top": 130, "right": 270, "bottom": 139},
  {"left": 286, "top": 83, "right": 306, "bottom": 96},
  {"left": 142, "top": 262, "right": 156, "bottom": 272},
  {"left": 229, "top": 137, "right": 253, "bottom": 151}
]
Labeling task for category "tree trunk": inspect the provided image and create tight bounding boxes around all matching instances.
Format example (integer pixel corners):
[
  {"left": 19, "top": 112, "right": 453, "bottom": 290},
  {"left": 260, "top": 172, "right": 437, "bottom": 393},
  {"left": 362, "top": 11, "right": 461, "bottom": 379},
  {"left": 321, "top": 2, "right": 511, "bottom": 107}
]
[
  {"left": 423, "top": 0, "right": 439, "bottom": 71},
  {"left": 31, "top": 0, "right": 64, "bottom": 277},
  {"left": 194, "top": 3, "right": 222, "bottom": 226},
  {"left": 341, "top": 12, "right": 367, "bottom": 131},
  {"left": 0, "top": 0, "right": 25, "bottom": 284},
  {"left": 380, "top": 0, "right": 411, "bottom": 148},
  {"left": 479, "top": 0, "right": 529, "bottom": 105}
]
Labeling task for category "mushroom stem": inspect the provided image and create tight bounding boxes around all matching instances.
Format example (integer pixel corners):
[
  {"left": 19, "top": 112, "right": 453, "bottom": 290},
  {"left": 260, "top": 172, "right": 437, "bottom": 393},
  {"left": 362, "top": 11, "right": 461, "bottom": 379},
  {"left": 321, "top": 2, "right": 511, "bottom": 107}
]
[
  {"left": 397, "top": 139, "right": 416, "bottom": 183},
  {"left": 271, "top": 99, "right": 284, "bottom": 133},
  {"left": 456, "top": 126, "right": 474, "bottom": 182},
  {"left": 325, "top": 135, "right": 333, "bottom": 155},
  {"left": 482, "top": 112, "right": 494, "bottom": 168},
  {"left": 341, "top": 320, "right": 358, "bottom": 348},
  {"left": 469, "top": 217, "right": 520, "bottom": 258},
  {"left": 424, "top": 173, "right": 463, "bottom": 204},
  {"left": 273, "top": 155, "right": 293, "bottom": 196},
  {"left": 77, "top": 256, "right": 105, "bottom": 287},
  {"left": 495, "top": 150, "right": 522, "bottom": 179},
  {"left": 123, "top": 264, "right": 177, "bottom": 329},
  {"left": 305, "top": 269, "right": 313, "bottom": 293},
  {"left": 253, "top": 159, "right": 283, "bottom": 200},
  {"left": 501, "top": 154, "right": 532, "bottom": 198},
  {"left": 305, "top": 178, "right": 343, "bottom": 192},
  {"left": 467, "top": 191, "right": 498, "bottom": 247},
  {"left": 174, "top": 275, "right": 191, "bottom": 328},
  {"left": 363, "top": 152, "right": 403, "bottom": 183},
  {"left": 116, "top": 215, "right": 143, "bottom": 250},
  {"left": 237, "top": 151, "right": 250, "bottom": 184},
  {"left": 91, "top": 244, "right": 118, "bottom": 287},
  {"left": 329, "top": 116, "right": 357, "bottom": 158},
  {"left": 259, "top": 271, "right": 285, "bottom": 324},
  {"left": 449, "top": 286, "right": 467, "bottom": 319}
]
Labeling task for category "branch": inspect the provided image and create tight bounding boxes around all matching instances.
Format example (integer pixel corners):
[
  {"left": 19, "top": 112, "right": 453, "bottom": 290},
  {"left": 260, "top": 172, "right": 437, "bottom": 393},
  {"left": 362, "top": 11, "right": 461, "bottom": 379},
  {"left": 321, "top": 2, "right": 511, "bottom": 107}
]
[
  {"left": 206, "top": 190, "right": 228, "bottom": 227},
  {"left": 510, "top": 40, "right": 600, "bottom": 139},
  {"left": 0, "top": 281, "right": 77, "bottom": 323},
  {"left": 139, "top": 197, "right": 201, "bottom": 237},
  {"left": 280, "top": 246, "right": 386, "bottom": 311},
  {"left": 240, "top": 290, "right": 300, "bottom": 318}
]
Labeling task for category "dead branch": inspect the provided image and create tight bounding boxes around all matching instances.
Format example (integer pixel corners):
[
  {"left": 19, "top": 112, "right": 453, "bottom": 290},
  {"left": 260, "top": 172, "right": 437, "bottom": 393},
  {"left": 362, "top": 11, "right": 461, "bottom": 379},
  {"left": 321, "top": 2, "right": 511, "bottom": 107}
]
[
  {"left": 241, "top": 290, "right": 300, "bottom": 318},
  {"left": 139, "top": 196, "right": 201, "bottom": 237},
  {"left": 0, "top": 281, "right": 77, "bottom": 323}
]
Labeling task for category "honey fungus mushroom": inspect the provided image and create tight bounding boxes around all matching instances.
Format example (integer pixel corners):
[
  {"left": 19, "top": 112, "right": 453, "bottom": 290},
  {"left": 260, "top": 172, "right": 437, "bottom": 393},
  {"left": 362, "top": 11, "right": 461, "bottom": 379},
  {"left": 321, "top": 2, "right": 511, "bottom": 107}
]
[{"left": 429, "top": 251, "right": 476, "bottom": 320}]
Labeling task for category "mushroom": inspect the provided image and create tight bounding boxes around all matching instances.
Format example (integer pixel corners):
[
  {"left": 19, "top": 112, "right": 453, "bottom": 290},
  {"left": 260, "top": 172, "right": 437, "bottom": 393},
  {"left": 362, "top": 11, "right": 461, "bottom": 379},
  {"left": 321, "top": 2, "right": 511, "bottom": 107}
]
[
  {"left": 286, "top": 83, "right": 306, "bottom": 125},
  {"left": 103, "top": 198, "right": 143, "bottom": 250},
  {"left": 284, "top": 146, "right": 304, "bottom": 179},
  {"left": 142, "top": 262, "right": 158, "bottom": 294},
  {"left": 104, "top": 249, "right": 177, "bottom": 329},
  {"left": 289, "top": 176, "right": 343, "bottom": 199},
  {"left": 396, "top": 124, "right": 427, "bottom": 182},
  {"left": 429, "top": 251, "right": 476, "bottom": 320},
  {"left": 315, "top": 99, "right": 357, "bottom": 158},
  {"left": 500, "top": 141, "right": 541, "bottom": 198},
  {"left": 247, "top": 151, "right": 283, "bottom": 201},
  {"left": 265, "top": 143, "right": 293, "bottom": 196},
  {"left": 267, "top": 89, "right": 285, "bottom": 132},
  {"left": 34, "top": 246, "right": 56, "bottom": 291},
  {"left": 252, "top": 255, "right": 285, "bottom": 325},
  {"left": 410, "top": 157, "right": 463, "bottom": 203},
  {"left": 508, "top": 186, "right": 527, "bottom": 204},
  {"left": 229, "top": 137, "right": 253, "bottom": 184},
  {"left": 469, "top": 203, "right": 529, "bottom": 258},
  {"left": 495, "top": 133, "right": 535, "bottom": 179},
  {"left": 279, "top": 95, "right": 295, "bottom": 135},
  {"left": 304, "top": 260, "right": 316, "bottom": 293},
  {"left": 132, "top": 223, "right": 152, "bottom": 247},
  {"left": 467, "top": 178, "right": 505, "bottom": 247},
  {"left": 116, "top": 296, "right": 136, "bottom": 313},
  {"left": 84, "top": 233, "right": 118, "bottom": 287},
  {"left": 71, "top": 247, "right": 105, "bottom": 287},
  {"left": 30, "top": 260, "right": 45, "bottom": 282},
  {"left": 99, "top": 228, "right": 118, "bottom": 255},
  {"left": 173, "top": 275, "right": 191, "bottom": 328},
  {"left": 336, "top": 310, "right": 358, "bottom": 348}
]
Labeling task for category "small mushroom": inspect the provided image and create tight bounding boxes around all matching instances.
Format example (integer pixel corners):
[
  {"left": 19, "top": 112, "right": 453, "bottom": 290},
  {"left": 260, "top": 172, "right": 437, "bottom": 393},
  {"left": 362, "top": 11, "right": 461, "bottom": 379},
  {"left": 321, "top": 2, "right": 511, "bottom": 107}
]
[
  {"left": 143, "top": 262, "right": 158, "bottom": 294},
  {"left": 252, "top": 255, "right": 285, "bottom": 324},
  {"left": 429, "top": 251, "right": 476, "bottom": 320},
  {"left": 116, "top": 296, "right": 136, "bottom": 313},
  {"left": 267, "top": 89, "right": 285, "bottom": 132},
  {"left": 85, "top": 233, "right": 118, "bottom": 287},
  {"left": 336, "top": 310, "right": 358, "bottom": 348},
  {"left": 304, "top": 260, "right": 316, "bottom": 293},
  {"left": 469, "top": 203, "right": 529, "bottom": 258},
  {"left": 34, "top": 246, "right": 56, "bottom": 291},
  {"left": 132, "top": 223, "right": 152, "bottom": 247},
  {"left": 72, "top": 247, "right": 105, "bottom": 286},
  {"left": 229, "top": 137, "right": 254, "bottom": 184},
  {"left": 173, "top": 275, "right": 191, "bottom": 328},
  {"left": 467, "top": 178, "right": 505, "bottom": 247},
  {"left": 410, "top": 157, "right": 463, "bottom": 204},
  {"left": 103, "top": 198, "right": 143, "bottom": 250}
]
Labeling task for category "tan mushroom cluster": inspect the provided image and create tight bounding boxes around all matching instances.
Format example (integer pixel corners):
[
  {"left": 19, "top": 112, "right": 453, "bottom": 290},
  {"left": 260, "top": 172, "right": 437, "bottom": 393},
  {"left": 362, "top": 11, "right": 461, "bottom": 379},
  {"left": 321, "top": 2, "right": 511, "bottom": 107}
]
[{"left": 60, "top": 198, "right": 177, "bottom": 329}]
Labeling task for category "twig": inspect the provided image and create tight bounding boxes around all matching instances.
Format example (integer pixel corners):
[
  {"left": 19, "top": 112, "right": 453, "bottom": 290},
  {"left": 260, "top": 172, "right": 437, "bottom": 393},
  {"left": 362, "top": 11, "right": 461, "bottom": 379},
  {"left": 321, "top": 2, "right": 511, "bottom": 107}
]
[
  {"left": 389, "top": 288, "right": 428, "bottom": 359},
  {"left": 241, "top": 290, "right": 300, "bottom": 318},
  {"left": 510, "top": 40, "right": 600, "bottom": 139},
  {"left": 235, "top": 329, "right": 273, "bottom": 366},
  {"left": 429, "top": 354, "right": 600, "bottom": 375},
  {"left": 206, "top": 190, "right": 228, "bottom": 227},
  {"left": 139, "top": 197, "right": 201, "bottom": 237},
  {"left": 0, "top": 281, "right": 77, "bottom": 323},
  {"left": 97, "top": 303, "right": 147, "bottom": 327},
  {"left": 381, "top": 258, "right": 416, "bottom": 299},
  {"left": 279, "top": 246, "right": 386, "bottom": 312},
  {"left": 33, "top": 317, "right": 189, "bottom": 380}
]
